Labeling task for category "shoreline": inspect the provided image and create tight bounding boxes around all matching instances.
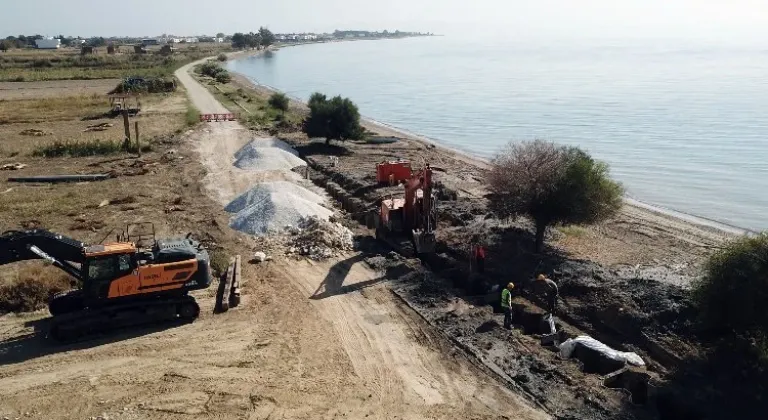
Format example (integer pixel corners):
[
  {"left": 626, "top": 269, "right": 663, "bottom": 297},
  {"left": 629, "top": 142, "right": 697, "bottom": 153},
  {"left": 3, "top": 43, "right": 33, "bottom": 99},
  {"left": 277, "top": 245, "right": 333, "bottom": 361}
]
[{"left": 227, "top": 67, "right": 744, "bottom": 241}]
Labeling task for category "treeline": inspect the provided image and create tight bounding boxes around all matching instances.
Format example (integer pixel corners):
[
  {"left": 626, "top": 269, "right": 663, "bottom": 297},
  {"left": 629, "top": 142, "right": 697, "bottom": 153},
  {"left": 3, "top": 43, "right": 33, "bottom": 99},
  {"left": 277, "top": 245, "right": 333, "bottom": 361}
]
[{"left": 230, "top": 28, "right": 275, "bottom": 49}]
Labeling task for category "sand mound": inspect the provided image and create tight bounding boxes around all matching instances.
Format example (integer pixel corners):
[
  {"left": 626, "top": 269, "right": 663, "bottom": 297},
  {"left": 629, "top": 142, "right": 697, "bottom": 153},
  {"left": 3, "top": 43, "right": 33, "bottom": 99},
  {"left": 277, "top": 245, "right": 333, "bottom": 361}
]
[
  {"left": 233, "top": 138, "right": 306, "bottom": 171},
  {"left": 227, "top": 181, "right": 332, "bottom": 236}
]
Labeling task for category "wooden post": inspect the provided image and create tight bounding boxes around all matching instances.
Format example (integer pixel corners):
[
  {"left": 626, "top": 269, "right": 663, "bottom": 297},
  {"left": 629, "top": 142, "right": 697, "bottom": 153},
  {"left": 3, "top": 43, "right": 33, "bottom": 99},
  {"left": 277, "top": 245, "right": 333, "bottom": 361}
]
[
  {"left": 122, "top": 110, "right": 130, "bottom": 151},
  {"left": 134, "top": 121, "right": 140, "bottom": 156}
]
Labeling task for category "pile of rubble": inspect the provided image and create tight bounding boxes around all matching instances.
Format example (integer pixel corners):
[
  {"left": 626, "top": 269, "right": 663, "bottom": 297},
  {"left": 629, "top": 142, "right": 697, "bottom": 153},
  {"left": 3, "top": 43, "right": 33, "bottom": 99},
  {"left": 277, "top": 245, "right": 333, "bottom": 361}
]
[{"left": 286, "top": 216, "right": 354, "bottom": 260}]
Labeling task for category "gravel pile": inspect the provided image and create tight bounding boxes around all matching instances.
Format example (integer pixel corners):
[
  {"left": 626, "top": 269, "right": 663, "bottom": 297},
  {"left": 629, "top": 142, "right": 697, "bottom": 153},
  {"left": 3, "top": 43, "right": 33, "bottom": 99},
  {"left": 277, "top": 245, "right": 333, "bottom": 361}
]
[
  {"left": 234, "top": 138, "right": 306, "bottom": 171},
  {"left": 286, "top": 216, "right": 354, "bottom": 260},
  {"left": 227, "top": 182, "right": 332, "bottom": 236}
]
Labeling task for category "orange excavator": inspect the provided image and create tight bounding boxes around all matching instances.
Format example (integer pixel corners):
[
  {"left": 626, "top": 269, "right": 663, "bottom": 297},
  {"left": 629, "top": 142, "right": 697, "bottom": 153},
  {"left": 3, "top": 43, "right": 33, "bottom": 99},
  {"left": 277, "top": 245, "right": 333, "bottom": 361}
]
[
  {"left": 0, "top": 223, "right": 212, "bottom": 341},
  {"left": 372, "top": 163, "right": 438, "bottom": 255}
]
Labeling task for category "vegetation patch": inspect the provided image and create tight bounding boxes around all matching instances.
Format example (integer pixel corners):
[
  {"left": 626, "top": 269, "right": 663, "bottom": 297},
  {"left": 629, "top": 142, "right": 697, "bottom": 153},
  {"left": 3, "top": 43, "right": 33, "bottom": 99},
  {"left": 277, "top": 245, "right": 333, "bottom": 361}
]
[
  {"left": 32, "top": 139, "right": 123, "bottom": 157},
  {"left": 0, "top": 265, "right": 71, "bottom": 313},
  {"left": 302, "top": 92, "right": 364, "bottom": 144}
]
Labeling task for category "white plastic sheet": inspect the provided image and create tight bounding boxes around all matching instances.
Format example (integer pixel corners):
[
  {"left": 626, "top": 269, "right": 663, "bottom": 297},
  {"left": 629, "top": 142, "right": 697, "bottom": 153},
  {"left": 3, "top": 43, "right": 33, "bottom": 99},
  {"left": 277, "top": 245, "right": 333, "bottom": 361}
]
[{"left": 559, "top": 335, "right": 645, "bottom": 367}]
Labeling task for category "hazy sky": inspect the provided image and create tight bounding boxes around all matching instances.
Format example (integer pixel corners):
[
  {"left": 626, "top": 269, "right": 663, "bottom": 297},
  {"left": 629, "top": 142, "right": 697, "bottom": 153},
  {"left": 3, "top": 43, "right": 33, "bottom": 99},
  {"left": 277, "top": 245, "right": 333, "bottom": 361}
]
[{"left": 2, "top": 0, "right": 767, "bottom": 44}]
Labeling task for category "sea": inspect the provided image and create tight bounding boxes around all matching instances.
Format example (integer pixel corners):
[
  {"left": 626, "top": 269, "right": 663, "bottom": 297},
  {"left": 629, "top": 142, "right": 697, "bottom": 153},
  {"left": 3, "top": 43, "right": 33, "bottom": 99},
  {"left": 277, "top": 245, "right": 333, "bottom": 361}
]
[{"left": 227, "top": 36, "right": 768, "bottom": 232}]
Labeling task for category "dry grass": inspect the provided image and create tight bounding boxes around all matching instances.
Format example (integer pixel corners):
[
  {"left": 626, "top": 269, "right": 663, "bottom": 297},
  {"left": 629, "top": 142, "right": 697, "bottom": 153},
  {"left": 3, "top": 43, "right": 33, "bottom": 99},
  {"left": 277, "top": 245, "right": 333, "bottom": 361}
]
[
  {"left": 0, "top": 44, "right": 232, "bottom": 82},
  {"left": 0, "top": 263, "right": 71, "bottom": 313},
  {"left": 0, "top": 112, "right": 186, "bottom": 155},
  {"left": 0, "top": 94, "right": 107, "bottom": 124},
  {"left": 0, "top": 79, "right": 121, "bottom": 100}
]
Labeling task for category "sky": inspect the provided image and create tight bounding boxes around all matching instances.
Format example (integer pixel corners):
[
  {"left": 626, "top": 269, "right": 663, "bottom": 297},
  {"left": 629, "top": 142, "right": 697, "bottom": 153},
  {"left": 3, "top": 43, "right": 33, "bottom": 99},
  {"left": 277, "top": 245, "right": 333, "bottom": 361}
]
[{"left": 2, "top": 0, "right": 767, "bottom": 45}]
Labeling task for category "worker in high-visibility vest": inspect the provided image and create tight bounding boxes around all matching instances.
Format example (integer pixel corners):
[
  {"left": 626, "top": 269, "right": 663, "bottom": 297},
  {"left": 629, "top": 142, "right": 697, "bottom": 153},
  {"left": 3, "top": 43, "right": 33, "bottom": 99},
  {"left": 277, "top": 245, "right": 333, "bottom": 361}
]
[{"left": 501, "top": 282, "right": 515, "bottom": 329}]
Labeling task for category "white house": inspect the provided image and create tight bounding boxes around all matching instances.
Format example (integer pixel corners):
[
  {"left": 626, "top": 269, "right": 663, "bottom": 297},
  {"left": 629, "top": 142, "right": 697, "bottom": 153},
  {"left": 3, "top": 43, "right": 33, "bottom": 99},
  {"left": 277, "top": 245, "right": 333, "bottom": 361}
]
[{"left": 35, "top": 38, "right": 61, "bottom": 49}]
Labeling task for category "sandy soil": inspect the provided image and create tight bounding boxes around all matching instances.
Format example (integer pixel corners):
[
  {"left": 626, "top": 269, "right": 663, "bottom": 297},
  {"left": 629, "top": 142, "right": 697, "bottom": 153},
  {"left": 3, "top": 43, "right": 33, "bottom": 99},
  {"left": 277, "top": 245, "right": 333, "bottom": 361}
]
[
  {"left": 178, "top": 64, "right": 547, "bottom": 418},
  {"left": 0, "top": 79, "right": 121, "bottom": 100},
  {"left": 0, "top": 59, "right": 552, "bottom": 419}
]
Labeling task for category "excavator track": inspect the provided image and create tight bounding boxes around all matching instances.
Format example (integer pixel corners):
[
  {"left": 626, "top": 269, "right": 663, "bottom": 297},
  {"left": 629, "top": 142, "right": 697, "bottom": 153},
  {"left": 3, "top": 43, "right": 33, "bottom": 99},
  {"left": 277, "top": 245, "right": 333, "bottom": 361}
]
[{"left": 49, "top": 295, "right": 200, "bottom": 342}]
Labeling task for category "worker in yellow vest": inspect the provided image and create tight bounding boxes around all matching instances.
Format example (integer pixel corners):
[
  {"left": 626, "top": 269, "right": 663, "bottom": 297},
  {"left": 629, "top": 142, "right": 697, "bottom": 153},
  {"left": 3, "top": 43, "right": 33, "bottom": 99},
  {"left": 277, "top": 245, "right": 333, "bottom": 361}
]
[{"left": 501, "top": 282, "right": 514, "bottom": 329}]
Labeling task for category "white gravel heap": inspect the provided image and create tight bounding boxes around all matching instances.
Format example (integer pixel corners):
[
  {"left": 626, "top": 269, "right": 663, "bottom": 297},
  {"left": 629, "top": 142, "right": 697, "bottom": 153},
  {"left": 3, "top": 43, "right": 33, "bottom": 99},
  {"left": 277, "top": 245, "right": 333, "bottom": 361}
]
[
  {"left": 227, "top": 181, "right": 332, "bottom": 236},
  {"left": 234, "top": 138, "right": 307, "bottom": 171},
  {"left": 287, "top": 216, "right": 354, "bottom": 260}
]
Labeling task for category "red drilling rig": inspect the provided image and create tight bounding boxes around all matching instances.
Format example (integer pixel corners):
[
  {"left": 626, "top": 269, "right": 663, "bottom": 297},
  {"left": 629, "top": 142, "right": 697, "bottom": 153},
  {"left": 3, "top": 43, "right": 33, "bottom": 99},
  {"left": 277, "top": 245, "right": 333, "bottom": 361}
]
[{"left": 372, "top": 163, "right": 437, "bottom": 255}]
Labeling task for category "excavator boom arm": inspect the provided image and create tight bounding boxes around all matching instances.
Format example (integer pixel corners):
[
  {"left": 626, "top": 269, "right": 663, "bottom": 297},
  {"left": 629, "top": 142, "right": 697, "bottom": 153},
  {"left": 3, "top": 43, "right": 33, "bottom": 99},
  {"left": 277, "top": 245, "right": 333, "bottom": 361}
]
[{"left": 0, "top": 230, "right": 87, "bottom": 281}]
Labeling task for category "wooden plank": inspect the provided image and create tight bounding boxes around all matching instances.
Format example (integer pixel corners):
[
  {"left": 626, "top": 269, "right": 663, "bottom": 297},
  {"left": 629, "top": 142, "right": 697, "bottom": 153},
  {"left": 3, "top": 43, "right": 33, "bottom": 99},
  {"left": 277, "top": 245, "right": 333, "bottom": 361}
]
[
  {"left": 229, "top": 254, "right": 242, "bottom": 308},
  {"left": 215, "top": 259, "right": 235, "bottom": 313}
]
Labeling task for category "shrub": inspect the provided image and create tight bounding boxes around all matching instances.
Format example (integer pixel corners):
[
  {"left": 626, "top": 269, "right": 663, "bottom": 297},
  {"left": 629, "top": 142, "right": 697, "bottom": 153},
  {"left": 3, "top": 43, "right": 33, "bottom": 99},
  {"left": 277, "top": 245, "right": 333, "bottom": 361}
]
[
  {"left": 32, "top": 139, "right": 123, "bottom": 157},
  {"left": 111, "top": 76, "right": 176, "bottom": 94},
  {"left": 199, "top": 61, "right": 225, "bottom": 77},
  {"left": 302, "top": 92, "right": 364, "bottom": 144},
  {"left": 693, "top": 234, "right": 768, "bottom": 339},
  {"left": 486, "top": 140, "right": 624, "bottom": 252},
  {"left": 209, "top": 249, "right": 230, "bottom": 278},
  {"left": 186, "top": 104, "right": 201, "bottom": 126},
  {"left": 268, "top": 92, "right": 290, "bottom": 113},
  {"left": 0, "top": 266, "right": 71, "bottom": 313},
  {"left": 217, "top": 53, "right": 228, "bottom": 61},
  {"left": 31, "top": 59, "right": 53, "bottom": 68},
  {"left": 215, "top": 71, "right": 231, "bottom": 83}
]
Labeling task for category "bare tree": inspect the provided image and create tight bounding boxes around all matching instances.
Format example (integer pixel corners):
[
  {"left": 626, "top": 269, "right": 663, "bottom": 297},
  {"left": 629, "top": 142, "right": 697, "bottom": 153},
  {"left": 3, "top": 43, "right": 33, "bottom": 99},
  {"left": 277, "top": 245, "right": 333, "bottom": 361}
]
[{"left": 487, "top": 140, "right": 623, "bottom": 252}]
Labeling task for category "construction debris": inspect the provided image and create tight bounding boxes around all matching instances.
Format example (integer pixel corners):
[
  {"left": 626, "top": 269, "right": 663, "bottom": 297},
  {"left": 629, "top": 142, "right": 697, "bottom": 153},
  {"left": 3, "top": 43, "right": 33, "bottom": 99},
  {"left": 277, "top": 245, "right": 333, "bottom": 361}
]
[
  {"left": 8, "top": 174, "right": 111, "bottom": 183},
  {"left": 19, "top": 129, "right": 51, "bottom": 136},
  {"left": 0, "top": 163, "right": 27, "bottom": 171},
  {"left": 253, "top": 252, "right": 267, "bottom": 263},
  {"left": 286, "top": 216, "right": 354, "bottom": 260},
  {"left": 84, "top": 123, "right": 114, "bottom": 132}
]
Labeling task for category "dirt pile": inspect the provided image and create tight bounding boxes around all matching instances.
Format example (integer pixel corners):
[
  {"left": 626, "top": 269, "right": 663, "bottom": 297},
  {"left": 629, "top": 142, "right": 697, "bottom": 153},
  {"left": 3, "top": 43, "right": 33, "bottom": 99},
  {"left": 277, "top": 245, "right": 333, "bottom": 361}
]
[
  {"left": 234, "top": 138, "right": 306, "bottom": 171},
  {"left": 287, "top": 216, "right": 354, "bottom": 260},
  {"left": 226, "top": 181, "right": 332, "bottom": 236}
]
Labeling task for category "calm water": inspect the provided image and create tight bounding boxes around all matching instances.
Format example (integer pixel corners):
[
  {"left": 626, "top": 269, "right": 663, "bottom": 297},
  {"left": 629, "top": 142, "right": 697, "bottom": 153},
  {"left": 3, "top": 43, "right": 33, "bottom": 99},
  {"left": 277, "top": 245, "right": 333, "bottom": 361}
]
[{"left": 228, "top": 37, "right": 768, "bottom": 231}]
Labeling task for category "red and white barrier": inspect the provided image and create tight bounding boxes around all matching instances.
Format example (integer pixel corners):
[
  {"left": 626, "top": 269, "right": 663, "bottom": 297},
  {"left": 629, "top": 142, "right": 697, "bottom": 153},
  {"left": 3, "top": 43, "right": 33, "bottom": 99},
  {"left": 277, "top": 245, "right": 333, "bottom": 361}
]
[{"left": 200, "top": 113, "right": 236, "bottom": 122}]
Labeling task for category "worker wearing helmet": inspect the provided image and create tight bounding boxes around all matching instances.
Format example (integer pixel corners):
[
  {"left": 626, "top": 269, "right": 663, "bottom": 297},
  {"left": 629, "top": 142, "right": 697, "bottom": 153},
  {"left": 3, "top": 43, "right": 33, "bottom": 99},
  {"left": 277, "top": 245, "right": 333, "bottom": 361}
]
[
  {"left": 533, "top": 274, "right": 559, "bottom": 314},
  {"left": 501, "top": 282, "right": 515, "bottom": 329}
]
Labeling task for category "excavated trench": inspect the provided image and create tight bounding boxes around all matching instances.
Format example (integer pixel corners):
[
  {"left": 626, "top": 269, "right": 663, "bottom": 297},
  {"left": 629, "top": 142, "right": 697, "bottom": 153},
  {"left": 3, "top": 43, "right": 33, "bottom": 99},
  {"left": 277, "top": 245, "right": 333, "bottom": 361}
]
[{"left": 296, "top": 152, "right": 707, "bottom": 420}]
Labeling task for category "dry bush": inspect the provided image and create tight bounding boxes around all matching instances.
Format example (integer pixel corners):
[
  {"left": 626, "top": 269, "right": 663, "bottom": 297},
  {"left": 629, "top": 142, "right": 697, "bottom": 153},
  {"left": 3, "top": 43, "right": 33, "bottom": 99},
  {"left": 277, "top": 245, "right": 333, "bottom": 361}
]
[{"left": 0, "top": 264, "right": 72, "bottom": 313}]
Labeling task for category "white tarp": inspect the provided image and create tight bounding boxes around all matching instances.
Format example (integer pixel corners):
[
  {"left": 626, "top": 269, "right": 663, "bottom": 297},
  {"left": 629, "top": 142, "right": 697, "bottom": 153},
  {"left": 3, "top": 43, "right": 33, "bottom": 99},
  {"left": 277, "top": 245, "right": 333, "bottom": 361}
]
[{"left": 559, "top": 335, "right": 646, "bottom": 367}]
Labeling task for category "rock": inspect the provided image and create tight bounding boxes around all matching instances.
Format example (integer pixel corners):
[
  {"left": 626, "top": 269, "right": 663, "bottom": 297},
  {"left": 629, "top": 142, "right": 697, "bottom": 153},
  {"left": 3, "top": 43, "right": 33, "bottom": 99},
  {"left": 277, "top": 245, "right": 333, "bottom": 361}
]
[
  {"left": 98, "top": 200, "right": 110, "bottom": 208},
  {"left": 253, "top": 252, "right": 267, "bottom": 263}
]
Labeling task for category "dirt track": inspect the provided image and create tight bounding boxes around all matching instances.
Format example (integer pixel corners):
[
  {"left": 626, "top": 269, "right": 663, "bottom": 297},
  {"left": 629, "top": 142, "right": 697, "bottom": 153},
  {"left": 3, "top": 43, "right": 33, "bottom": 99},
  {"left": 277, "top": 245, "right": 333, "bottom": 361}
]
[{"left": 0, "top": 61, "right": 549, "bottom": 419}]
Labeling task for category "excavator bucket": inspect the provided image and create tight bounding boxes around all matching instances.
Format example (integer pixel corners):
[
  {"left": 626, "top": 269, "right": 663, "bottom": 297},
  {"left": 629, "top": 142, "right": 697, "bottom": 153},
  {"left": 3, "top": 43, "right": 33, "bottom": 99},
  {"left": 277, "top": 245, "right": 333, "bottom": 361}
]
[{"left": 413, "top": 231, "right": 436, "bottom": 255}]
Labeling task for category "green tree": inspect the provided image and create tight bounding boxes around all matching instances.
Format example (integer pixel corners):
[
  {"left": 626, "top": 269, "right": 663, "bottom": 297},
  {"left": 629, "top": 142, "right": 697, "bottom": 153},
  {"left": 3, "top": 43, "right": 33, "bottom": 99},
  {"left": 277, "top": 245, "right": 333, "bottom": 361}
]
[
  {"left": 88, "top": 37, "right": 106, "bottom": 47},
  {"left": 268, "top": 92, "right": 290, "bottom": 114},
  {"left": 302, "top": 92, "right": 364, "bottom": 144},
  {"left": 487, "top": 140, "right": 624, "bottom": 252},
  {"left": 0, "top": 40, "right": 11, "bottom": 52},
  {"left": 693, "top": 234, "right": 768, "bottom": 339},
  {"left": 259, "top": 27, "right": 276, "bottom": 48},
  {"left": 231, "top": 33, "right": 247, "bottom": 49},
  {"left": 246, "top": 32, "right": 262, "bottom": 49},
  {"left": 216, "top": 32, "right": 226, "bottom": 39}
]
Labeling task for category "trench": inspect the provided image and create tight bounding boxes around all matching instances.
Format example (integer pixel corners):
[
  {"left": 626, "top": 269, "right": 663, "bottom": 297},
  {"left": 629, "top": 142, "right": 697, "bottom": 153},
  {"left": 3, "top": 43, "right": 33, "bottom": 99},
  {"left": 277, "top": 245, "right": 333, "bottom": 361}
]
[{"left": 299, "top": 154, "right": 705, "bottom": 420}]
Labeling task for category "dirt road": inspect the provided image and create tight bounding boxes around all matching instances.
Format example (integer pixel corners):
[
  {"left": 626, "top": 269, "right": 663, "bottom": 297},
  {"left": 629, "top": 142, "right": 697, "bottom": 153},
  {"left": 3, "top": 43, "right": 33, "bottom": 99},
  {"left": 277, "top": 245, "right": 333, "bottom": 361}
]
[
  {"left": 176, "top": 57, "right": 548, "bottom": 419},
  {"left": 0, "top": 62, "right": 549, "bottom": 419}
]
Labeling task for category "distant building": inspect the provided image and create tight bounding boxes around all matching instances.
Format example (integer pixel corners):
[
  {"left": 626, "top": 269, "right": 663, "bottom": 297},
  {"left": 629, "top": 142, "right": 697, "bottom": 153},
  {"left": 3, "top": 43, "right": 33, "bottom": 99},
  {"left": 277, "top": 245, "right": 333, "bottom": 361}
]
[
  {"left": 35, "top": 38, "right": 61, "bottom": 49},
  {"left": 185, "top": 37, "right": 198, "bottom": 43},
  {"left": 142, "top": 39, "right": 159, "bottom": 46},
  {"left": 215, "top": 37, "right": 225, "bottom": 43}
]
